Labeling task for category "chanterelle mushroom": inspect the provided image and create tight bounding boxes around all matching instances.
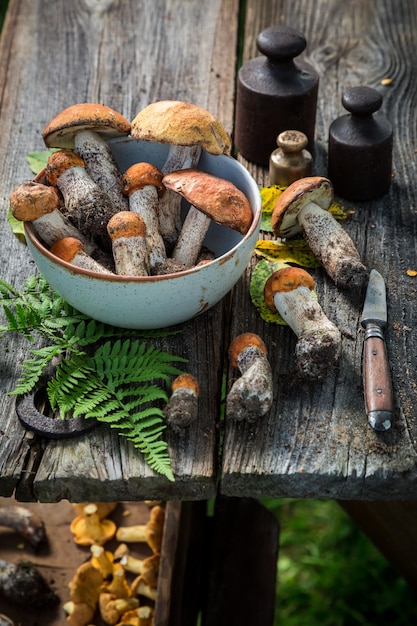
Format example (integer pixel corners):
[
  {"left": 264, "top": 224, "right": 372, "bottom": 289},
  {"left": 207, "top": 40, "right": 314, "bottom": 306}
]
[
  {"left": 227, "top": 333, "right": 273, "bottom": 421},
  {"left": 271, "top": 176, "right": 368, "bottom": 289},
  {"left": 163, "top": 168, "right": 253, "bottom": 267},
  {"left": 264, "top": 266, "right": 342, "bottom": 380},
  {"left": 130, "top": 100, "right": 231, "bottom": 248},
  {"left": 42, "top": 103, "right": 131, "bottom": 212}
]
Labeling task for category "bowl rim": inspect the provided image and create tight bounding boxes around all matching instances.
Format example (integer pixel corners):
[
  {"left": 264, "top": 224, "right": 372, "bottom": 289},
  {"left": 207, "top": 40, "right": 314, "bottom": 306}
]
[{"left": 25, "top": 157, "right": 261, "bottom": 283}]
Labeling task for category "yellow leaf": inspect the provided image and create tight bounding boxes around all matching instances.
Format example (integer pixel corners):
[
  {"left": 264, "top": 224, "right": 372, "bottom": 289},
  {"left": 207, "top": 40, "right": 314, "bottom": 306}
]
[
  {"left": 406, "top": 269, "right": 417, "bottom": 277},
  {"left": 254, "top": 239, "right": 320, "bottom": 268}
]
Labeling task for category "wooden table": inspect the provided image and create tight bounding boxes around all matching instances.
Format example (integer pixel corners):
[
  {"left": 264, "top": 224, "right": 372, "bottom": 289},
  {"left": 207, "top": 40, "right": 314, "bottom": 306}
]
[{"left": 1, "top": 0, "right": 417, "bottom": 584}]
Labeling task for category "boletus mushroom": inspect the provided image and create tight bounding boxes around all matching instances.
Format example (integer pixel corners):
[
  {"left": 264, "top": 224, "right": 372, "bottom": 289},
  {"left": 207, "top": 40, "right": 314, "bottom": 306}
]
[
  {"left": 226, "top": 333, "right": 273, "bottom": 421},
  {"left": 163, "top": 168, "right": 253, "bottom": 267},
  {"left": 264, "top": 266, "right": 342, "bottom": 380},
  {"left": 45, "top": 149, "right": 119, "bottom": 251},
  {"left": 130, "top": 100, "right": 231, "bottom": 249},
  {"left": 163, "top": 373, "right": 200, "bottom": 432},
  {"left": 42, "top": 103, "right": 131, "bottom": 212},
  {"left": 271, "top": 176, "right": 368, "bottom": 289},
  {"left": 9, "top": 181, "right": 96, "bottom": 253}
]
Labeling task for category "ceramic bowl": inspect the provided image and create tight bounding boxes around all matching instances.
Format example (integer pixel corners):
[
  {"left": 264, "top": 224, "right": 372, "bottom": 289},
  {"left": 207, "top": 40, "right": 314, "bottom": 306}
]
[{"left": 24, "top": 138, "right": 261, "bottom": 329}]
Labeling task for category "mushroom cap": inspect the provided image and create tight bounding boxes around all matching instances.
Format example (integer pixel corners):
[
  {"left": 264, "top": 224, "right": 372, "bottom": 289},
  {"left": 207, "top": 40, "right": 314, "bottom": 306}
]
[
  {"left": 229, "top": 333, "right": 268, "bottom": 368},
  {"left": 9, "top": 181, "right": 62, "bottom": 221},
  {"left": 130, "top": 100, "right": 231, "bottom": 155},
  {"left": 45, "top": 149, "right": 85, "bottom": 186},
  {"left": 50, "top": 237, "right": 84, "bottom": 262},
  {"left": 171, "top": 373, "right": 200, "bottom": 396},
  {"left": 122, "top": 162, "right": 165, "bottom": 197},
  {"left": 42, "top": 103, "right": 131, "bottom": 149},
  {"left": 162, "top": 168, "right": 253, "bottom": 235},
  {"left": 271, "top": 176, "right": 333, "bottom": 238},
  {"left": 107, "top": 211, "right": 147, "bottom": 240},
  {"left": 264, "top": 266, "right": 315, "bottom": 311}
]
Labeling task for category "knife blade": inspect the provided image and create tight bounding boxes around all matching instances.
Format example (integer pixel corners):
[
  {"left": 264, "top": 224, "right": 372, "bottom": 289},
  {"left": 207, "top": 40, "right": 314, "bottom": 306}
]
[{"left": 360, "top": 269, "right": 393, "bottom": 431}]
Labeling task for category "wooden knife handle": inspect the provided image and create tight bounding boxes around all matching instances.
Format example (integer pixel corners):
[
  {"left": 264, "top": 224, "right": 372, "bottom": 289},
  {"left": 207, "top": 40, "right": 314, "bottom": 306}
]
[{"left": 363, "top": 325, "right": 393, "bottom": 430}]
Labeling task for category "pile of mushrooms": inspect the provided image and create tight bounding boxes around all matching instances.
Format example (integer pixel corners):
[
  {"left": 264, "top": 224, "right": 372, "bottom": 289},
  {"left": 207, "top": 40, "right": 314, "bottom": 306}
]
[
  {"left": 65, "top": 501, "right": 166, "bottom": 626},
  {"left": 9, "top": 101, "right": 253, "bottom": 278}
]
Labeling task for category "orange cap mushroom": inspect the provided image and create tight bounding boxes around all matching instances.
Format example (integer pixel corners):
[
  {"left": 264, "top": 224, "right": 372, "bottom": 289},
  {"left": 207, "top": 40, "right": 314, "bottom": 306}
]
[{"left": 264, "top": 267, "right": 342, "bottom": 380}]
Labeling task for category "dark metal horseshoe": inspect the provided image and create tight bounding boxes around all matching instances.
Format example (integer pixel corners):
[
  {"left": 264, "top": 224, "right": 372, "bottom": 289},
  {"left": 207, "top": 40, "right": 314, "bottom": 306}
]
[{"left": 15, "top": 381, "right": 96, "bottom": 439}]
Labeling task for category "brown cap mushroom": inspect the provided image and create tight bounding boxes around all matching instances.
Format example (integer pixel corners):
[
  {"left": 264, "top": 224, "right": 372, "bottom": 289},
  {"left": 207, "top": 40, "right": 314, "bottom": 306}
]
[
  {"left": 163, "top": 373, "right": 200, "bottom": 432},
  {"left": 264, "top": 267, "right": 342, "bottom": 380},
  {"left": 50, "top": 237, "right": 114, "bottom": 274},
  {"left": 122, "top": 163, "right": 169, "bottom": 273},
  {"left": 131, "top": 100, "right": 232, "bottom": 249},
  {"left": 9, "top": 181, "right": 95, "bottom": 252},
  {"left": 227, "top": 333, "right": 273, "bottom": 422},
  {"left": 163, "top": 168, "right": 253, "bottom": 267},
  {"left": 271, "top": 176, "right": 368, "bottom": 289},
  {"left": 42, "top": 103, "right": 131, "bottom": 212},
  {"left": 130, "top": 100, "right": 231, "bottom": 156},
  {"left": 107, "top": 211, "right": 150, "bottom": 276}
]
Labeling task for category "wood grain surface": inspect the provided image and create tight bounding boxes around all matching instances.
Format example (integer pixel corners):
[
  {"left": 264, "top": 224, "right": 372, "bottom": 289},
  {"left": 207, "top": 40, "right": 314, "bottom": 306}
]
[{"left": 0, "top": 0, "right": 417, "bottom": 502}]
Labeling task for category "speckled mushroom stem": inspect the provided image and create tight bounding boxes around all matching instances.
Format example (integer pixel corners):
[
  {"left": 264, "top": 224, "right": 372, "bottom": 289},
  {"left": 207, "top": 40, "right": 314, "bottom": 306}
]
[
  {"left": 163, "top": 373, "right": 200, "bottom": 432},
  {"left": 74, "top": 129, "right": 129, "bottom": 213},
  {"left": 226, "top": 333, "right": 273, "bottom": 422},
  {"left": 264, "top": 268, "right": 342, "bottom": 380},
  {"left": 171, "top": 205, "right": 211, "bottom": 267},
  {"left": 129, "top": 185, "right": 167, "bottom": 268},
  {"left": 158, "top": 145, "right": 202, "bottom": 250},
  {"left": 107, "top": 212, "right": 150, "bottom": 276},
  {"left": 297, "top": 203, "right": 369, "bottom": 289},
  {"left": 45, "top": 150, "right": 119, "bottom": 251}
]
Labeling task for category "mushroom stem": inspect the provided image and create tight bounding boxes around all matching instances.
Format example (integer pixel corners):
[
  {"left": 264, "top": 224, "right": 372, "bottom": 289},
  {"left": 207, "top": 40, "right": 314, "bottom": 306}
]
[
  {"left": 297, "top": 201, "right": 368, "bottom": 289},
  {"left": 74, "top": 129, "right": 129, "bottom": 212},
  {"left": 115, "top": 505, "right": 165, "bottom": 554},
  {"left": 271, "top": 177, "right": 368, "bottom": 289},
  {"left": 264, "top": 267, "right": 342, "bottom": 380},
  {"left": 122, "top": 163, "right": 170, "bottom": 273},
  {"left": 226, "top": 333, "right": 273, "bottom": 422},
  {"left": 50, "top": 237, "right": 114, "bottom": 274},
  {"left": 163, "top": 373, "right": 200, "bottom": 431},
  {"left": 107, "top": 212, "right": 150, "bottom": 276},
  {"left": 45, "top": 150, "right": 119, "bottom": 251},
  {"left": 120, "top": 554, "right": 160, "bottom": 587},
  {"left": 158, "top": 144, "right": 202, "bottom": 249},
  {"left": 171, "top": 205, "right": 211, "bottom": 266}
]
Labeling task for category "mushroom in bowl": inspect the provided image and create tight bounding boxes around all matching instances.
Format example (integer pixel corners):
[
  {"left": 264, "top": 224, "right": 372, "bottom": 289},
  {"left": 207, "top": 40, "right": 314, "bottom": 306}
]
[{"left": 23, "top": 138, "right": 261, "bottom": 329}]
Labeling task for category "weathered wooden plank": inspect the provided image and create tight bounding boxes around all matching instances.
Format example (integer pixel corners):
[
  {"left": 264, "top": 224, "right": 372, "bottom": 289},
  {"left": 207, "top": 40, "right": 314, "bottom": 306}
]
[
  {"left": 0, "top": 0, "right": 239, "bottom": 501},
  {"left": 221, "top": 0, "right": 417, "bottom": 499}
]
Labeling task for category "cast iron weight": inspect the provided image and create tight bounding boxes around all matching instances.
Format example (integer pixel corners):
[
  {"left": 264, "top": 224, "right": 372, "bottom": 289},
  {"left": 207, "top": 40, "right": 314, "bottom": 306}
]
[
  {"left": 328, "top": 86, "right": 393, "bottom": 201},
  {"left": 234, "top": 25, "right": 319, "bottom": 166}
]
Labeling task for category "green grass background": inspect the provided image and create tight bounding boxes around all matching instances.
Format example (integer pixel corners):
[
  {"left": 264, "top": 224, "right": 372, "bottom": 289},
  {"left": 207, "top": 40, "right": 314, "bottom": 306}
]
[{"left": 263, "top": 498, "right": 417, "bottom": 625}]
